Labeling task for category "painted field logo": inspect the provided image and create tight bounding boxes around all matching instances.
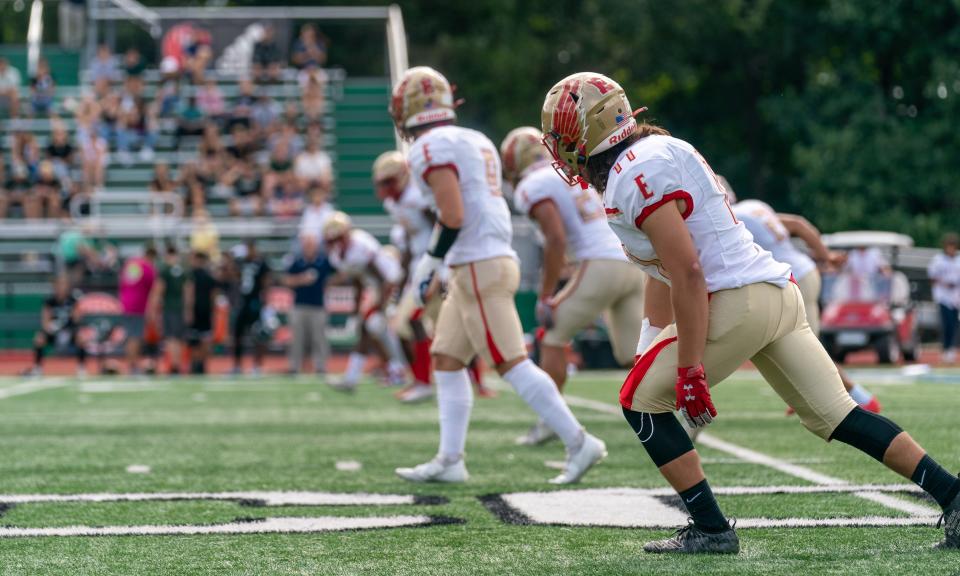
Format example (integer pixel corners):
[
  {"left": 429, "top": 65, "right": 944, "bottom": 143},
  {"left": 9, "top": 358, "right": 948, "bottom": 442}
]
[
  {"left": 481, "top": 483, "right": 941, "bottom": 529},
  {"left": 0, "top": 491, "right": 459, "bottom": 538}
]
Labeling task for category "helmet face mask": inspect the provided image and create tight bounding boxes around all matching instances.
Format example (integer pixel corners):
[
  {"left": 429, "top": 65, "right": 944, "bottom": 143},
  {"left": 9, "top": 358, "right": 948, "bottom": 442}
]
[{"left": 541, "top": 72, "right": 638, "bottom": 187}]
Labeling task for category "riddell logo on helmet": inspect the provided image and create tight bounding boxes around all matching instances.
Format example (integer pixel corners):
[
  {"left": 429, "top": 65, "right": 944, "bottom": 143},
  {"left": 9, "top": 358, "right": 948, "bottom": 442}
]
[
  {"left": 412, "top": 110, "right": 454, "bottom": 125},
  {"left": 607, "top": 121, "right": 637, "bottom": 147}
]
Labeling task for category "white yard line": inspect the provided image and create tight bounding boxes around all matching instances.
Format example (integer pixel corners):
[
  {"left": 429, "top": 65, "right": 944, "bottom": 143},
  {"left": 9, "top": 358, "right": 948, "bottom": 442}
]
[
  {"left": 559, "top": 391, "right": 939, "bottom": 516},
  {"left": 0, "top": 378, "right": 68, "bottom": 400}
]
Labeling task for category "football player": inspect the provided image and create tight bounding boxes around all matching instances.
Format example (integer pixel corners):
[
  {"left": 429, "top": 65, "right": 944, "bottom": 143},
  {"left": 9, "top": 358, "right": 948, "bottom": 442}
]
[
  {"left": 391, "top": 67, "right": 606, "bottom": 484},
  {"left": 541, "top": 72, "right": 959, "bottom": 553},
  {"left": 729, "top": 189, "right": 881, "bottom": 414},
  {"left": 322, "top": 211, "right": 408, "bottom": 391},
  {"left": 372, "top": 151, "right": 437, "bottom": 402},
  {"left": 501, "top": 126, "right": 646, "bottom": 445},
  {"left": 27, "top": 274, "right": 87, "bottom": 376}
]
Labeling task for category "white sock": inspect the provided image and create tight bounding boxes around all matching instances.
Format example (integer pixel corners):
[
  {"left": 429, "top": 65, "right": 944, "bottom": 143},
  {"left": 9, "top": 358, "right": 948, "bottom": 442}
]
[
  {"left": 503, "top": 359, "right": 584, "bottom": 450},
  {"left": 344, "top": 352, "right": 366, "bottom": 383},
  {"left": 435, "top": 369, "right": 473, "bottom": 463},
  {"left": 848, "top": 383, "right": 874, "bottom": 406}
]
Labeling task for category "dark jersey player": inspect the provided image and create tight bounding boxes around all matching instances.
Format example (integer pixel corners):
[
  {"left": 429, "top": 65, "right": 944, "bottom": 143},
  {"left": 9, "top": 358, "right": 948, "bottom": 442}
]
[
  {"left": 28, "top": 275, "right": 86, "bottom": 376},
  {"left": 231, "top": 241, "right": 271, "bottom": 375}
]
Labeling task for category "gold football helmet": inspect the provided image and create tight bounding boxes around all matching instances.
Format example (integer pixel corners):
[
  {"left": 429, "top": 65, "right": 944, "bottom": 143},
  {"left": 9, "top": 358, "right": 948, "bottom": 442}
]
[
  {"left": 389, "top": 66, "right": 457, "bottom": 140},
  {"left": 373, "top": 149, "right": 409, "bottom": 183},
  {"left": 541, "top": 72, "right": 640, "bottom": 186},
  {"left": 500, "top": 127, "right": 549, "bottom": 186},
  {"left": 322, "top": 211, "right": 352, "bottom": 242}
]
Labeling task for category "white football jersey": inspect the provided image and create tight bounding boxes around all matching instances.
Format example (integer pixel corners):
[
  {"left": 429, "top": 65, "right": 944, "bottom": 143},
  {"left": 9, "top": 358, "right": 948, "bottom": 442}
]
[
  {"left": 384, "top": 181, "right": 433, "bottom": 260},
  {"left": 733, "top": 199, "right": 816, "bottom": 279},
  {"left": 329, "top": 229, "right": 403, "bottom": 285},
  {"left": 514, "top": 164, "right": 626, "bottom": 262},
  {"left": 603, "top": 135, "right": 791, "bottom": 291},
  {"left": 407, "top": 125, "right": 517, "bottom": 266}
]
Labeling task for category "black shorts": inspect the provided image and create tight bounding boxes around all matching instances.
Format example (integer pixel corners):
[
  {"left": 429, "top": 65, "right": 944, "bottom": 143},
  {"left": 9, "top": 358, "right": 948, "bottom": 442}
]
[
  {"left": 40, "top": 328, "right": 77, "bottom": 347},
  {"left": 163, "top": 311, "right": 185, "bottom": 339}
]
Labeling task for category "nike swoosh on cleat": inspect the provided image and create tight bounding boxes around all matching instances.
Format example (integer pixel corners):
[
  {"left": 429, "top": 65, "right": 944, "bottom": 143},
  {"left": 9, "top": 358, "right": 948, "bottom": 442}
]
[
  {"left": 685, "top": 492, "right": 703, "bottom": 503},
  {"left": 919, "top": 470, "right": 926, "bottom": 487}
]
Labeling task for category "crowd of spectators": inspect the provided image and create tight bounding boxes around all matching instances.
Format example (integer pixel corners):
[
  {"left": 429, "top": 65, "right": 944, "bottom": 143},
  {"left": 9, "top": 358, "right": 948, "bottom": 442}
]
[{"left": 1, "top": 22, "right": 334, "bottom": 223}]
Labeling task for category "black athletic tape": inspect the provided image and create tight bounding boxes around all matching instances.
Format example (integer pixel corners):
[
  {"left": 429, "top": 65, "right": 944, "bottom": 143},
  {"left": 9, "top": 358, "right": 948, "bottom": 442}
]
[
  {"left": 428, "top": 224, "right": 460, "bottom": 258},
  {"left": 622, "top": 408, "right": 695, "bottom": 468},
  {"left": 829, "top": 406, "right": 903, "bottom": 462}
]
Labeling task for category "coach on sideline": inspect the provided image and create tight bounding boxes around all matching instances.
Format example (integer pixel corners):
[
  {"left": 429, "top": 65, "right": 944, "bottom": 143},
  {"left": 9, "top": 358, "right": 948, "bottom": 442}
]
[{"left": 284, "top": 233, "right": 333, "bottom": 375}]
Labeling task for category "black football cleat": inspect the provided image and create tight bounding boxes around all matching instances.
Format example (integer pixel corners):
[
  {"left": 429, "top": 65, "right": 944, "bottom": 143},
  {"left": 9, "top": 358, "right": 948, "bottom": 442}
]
[
  {"left": 643, "top": 519, "right": 740, "bottom": 554},
  {"left": 934, "top": 490, "right": 960, "bottom": 550}
]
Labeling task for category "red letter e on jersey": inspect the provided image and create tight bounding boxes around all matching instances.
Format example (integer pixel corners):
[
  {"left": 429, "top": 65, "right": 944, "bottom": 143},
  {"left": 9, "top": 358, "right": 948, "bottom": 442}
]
[{"left": 635, "top": 174, "right": 653, "bottom": 199}]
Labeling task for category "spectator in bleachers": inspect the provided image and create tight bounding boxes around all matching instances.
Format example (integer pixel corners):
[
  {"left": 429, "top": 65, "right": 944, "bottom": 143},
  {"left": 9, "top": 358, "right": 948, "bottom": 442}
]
[
  {"left": 149, "top": 161, "right": 176, "bottom": 215},
  {"left": 148, "top": 244, "right": 188, "bottom": 375},
  {"left": 178, "top": 161, "right": 207, "bottom": 216},
  {"left": 264, "top": 138, "right": 298, "bottom": 217},
  {"left": 189, "top": 208, "right": 220, "bottom": 262},
  {"left": 294, "top": 132, "right": 333, "bottom": 194},
  {"left": 284, "top": 233, "right": 333, "bottom": 374},
  {"left": 157, "top": 57, "right": 182, "bottom": 118},
  {"left": 89, "top": 44, "right": 120, "bottom": 84},
  {"left": 226, "top": 123, "right": 258, "bottom": 164},
  {"left": 29, "top": 58, "right": 56, "bottom": 117},
  {"left": 185, "top": 44, "right": 215, "bottom": 85},
  {"left": 175, "top": 96, "right": 206, "bottom": 148},
  {"left": 196, "top": 78, "right": 226, "bottom": 120},
  {"left": 117, "top": 83, "right": 158, "bottom": 164},
  {"left": 223, "top": 158, "right": 264, "bottom": 217},
  {"left": 33, "top": 160, "right": 64, "bottom": 219},
  {"left": 26, "top": 274, "right": 86, "bottom": 376},
  {"left": 299, "top": 184, "right": 334, "bottom": 240},
  {"left": 291, "top": 24, "right": 328, "bottom": 70},
  {"left": 123, "top": 47, "right": 147, "bottom": 79},
  {"left": 74, "top": 93, "right": 101, "bottom": 144},
  {"left": 118, "top": 245, "right": 157, "bottom": 375},
  {"left": 270, "top": 120, "right": 305, "bottom": 157},
  {"left": 46, "top": 123, "right": 76, "bottom": 181},
  {"left": 229, "top": 79, "right": 257, "bottom": 130},
  {"left": 12, "top": 129, "right": 41, "bottom": 180},
  {"left": 251, "top": 91, "right": 281, "bottom": 136},
  {"left": 97, "top": 90, "right": 122, "bottom": 147},
  {"left": 198, "top": 123, "right": 226, "bottom": 181},
  {"left": 252, "top": 24, "right": 282, "bottom": 84},
  {"left": 0, "top": 57, "right": 22, "bottom": 118},
  {"left": 5, "top": 160, "right": 34, "bottom": 218},
  {"left": 80, "top": 128, "right": 108, "bottom": 191},
  {"left": 298, "top": 63, "right": 327, "bottom": 120}
]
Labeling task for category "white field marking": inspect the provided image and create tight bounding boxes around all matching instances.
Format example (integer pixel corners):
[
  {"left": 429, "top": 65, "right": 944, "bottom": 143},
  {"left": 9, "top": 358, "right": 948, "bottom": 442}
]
[
  {"left": 559, "top": 391, "right": 941, "bottom": 517},
  {"left": 0, "top": 378, "right": 68, "bottom": 400},
  {"left": 498, "top": 487, "right": 940, "bottom": 529},
  {"left": 335, "top": 460, "right": 363, "bottom": 472},
  {"left": 543, "top": 460, "right": 566, "bottom": 471},
  {"left": 0, "top": 515, "right": 434, "bottom": 538},
  {"left": 79, "top": 380, "right": 169, "bottom": 393},
  {"left": 125, "top": 465, "right": 151, "bottom": 474},
  {"left": 0, "top": 491, "right": 416, "bottom": 506}
]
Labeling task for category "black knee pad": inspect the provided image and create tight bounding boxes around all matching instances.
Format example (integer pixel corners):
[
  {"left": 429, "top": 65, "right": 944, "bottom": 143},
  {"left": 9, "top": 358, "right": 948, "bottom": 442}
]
[
  {"left": 829, "top": 406, "right": 903, "bottom": 462},
  {"left": 622, "top": 408, "right": 695, "bottom": 467}
]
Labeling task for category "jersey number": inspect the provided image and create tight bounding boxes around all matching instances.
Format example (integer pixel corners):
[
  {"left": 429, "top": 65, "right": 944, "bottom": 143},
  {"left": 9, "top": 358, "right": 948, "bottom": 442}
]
[{"left": 481, "top": 148, "right": 502, "bottom": 196}]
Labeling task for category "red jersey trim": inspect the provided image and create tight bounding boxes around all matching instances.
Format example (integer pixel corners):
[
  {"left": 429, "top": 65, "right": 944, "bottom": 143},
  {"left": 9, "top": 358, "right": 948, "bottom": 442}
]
[
  {"left": 469, "top": 263, "right": 505, "bottom": 365},
  {"left": 634, "top": 190, "right": 694, "bottom": 229},
  {"left": 620, "top": 336, "right": 678, "bottom": 410},
  {"left": 422, "top": 163, "right": 460, "bottom": 183}
]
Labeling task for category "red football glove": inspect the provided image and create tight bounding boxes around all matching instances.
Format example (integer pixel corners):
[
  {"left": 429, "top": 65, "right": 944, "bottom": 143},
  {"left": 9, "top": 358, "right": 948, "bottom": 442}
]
[{"left": 675, "top": 364, "right": 717, "bottom": 428}]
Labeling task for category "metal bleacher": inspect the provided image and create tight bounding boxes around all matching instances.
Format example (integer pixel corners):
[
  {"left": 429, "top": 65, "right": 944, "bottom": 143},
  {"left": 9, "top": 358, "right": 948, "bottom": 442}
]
[{"left": 0, "top": 64, "right": 401, "bottom": 346}]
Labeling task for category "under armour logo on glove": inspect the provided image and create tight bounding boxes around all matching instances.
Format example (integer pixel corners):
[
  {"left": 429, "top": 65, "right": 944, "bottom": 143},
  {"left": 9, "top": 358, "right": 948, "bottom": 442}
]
[{"left": 675, "top": 364, "right": 717, "bottom": 428}]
